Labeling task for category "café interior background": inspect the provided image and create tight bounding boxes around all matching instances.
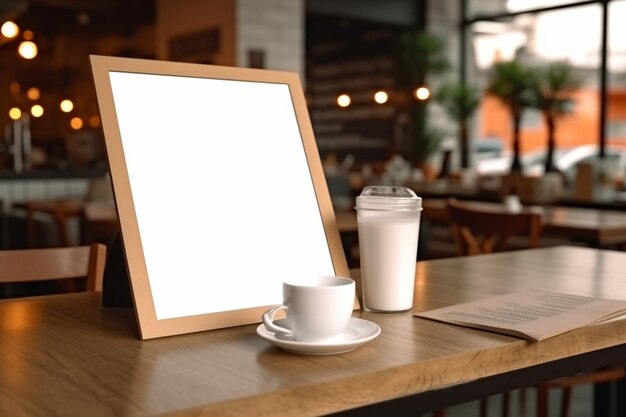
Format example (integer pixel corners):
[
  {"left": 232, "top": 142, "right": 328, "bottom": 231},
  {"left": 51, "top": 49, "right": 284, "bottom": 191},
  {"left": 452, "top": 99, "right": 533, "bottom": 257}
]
[{"left": 1, "top": 0, "right": 626, "bottom": 250}]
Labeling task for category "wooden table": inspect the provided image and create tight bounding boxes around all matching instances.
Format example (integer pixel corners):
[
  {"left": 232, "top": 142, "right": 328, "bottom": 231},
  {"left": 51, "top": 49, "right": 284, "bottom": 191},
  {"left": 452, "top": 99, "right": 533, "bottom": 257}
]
[
  {"left": 11, "top": 200, "right": 118, "bottom": 247},
  {"left": 336, "top": 201, "right": 626, "bottom": 247},
  {"left": 420, "top": 199, "right": 626, "bottom": 248},
  {"left": 13, "top": 199, "right": 85, "bottom": 247},
  {"left": 2, "top": 246, "right": 626, "bottom": 417},
  {"left": 541, "top": 206, "right": 626, "bottom": 246}
]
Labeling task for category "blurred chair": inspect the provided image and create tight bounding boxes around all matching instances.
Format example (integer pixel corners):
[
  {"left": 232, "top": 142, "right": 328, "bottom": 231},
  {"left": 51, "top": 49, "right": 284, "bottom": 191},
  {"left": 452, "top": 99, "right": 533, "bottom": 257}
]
[
  {"left": 445, "top": 198, "right": 542, "bottom": 256},
  {"left": 18, "top": 174, "right": 114, "bottom": 248},
  {"left": 23, "top": 199, "right": 84, "bottom": 247},
  {"left": 81, "top": 202, "right": 118, "bottom": 246},
  {"left": 445, "top": 198, "right": 543, "bottom": 417},
  {"left": 0, "top": 244, "right": 107, "bottom": 298},
  {"left": 535, "top": 368, "right": 625, "bottom": 417},
  {"left": 445, "top": 199, "right": 625, "bottom": 417}
]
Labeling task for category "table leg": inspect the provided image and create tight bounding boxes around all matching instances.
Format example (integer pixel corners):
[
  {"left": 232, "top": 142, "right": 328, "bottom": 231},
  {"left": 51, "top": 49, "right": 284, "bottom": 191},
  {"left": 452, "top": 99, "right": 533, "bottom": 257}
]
[
  {"left": 593, "top": 381, "right": 610, "bottom": 417},
  {"left": 53, "top": 205, "right": 69, "bottom": 247},
  {"left": 26, "top": 205, "right": 37, "bottom": 248},
  {"left": 617, "top": 373, "right": 626, "bottom": 417},
  {"left": 536, "top": 385, "right": 548, "bottom": 417}
]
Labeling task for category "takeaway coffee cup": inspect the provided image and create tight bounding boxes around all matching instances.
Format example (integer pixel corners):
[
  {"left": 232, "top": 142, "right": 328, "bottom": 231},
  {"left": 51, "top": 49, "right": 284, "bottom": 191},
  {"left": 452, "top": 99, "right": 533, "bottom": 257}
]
[
  {"left": 262, "top": 276, "right": 355, "bottom": 342},
  {"left": 356, "top": 186, "right": 422, "bottom": 312}
]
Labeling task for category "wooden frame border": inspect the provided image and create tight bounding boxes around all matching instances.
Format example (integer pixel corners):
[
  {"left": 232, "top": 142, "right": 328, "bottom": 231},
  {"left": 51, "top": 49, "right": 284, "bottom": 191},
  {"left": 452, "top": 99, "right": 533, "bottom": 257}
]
[{"left": 90, "top": 55, "right": 355, "bottom": 339}]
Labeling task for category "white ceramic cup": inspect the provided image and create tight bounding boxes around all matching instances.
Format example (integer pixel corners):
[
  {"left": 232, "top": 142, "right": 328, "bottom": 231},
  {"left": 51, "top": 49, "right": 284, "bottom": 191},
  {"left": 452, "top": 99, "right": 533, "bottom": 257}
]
[
  {"left": 356, "top": 186, "right": 422, "bottom": 312},
  {"left": 262, "top": 276, "right": 355, "bottom": 342}
]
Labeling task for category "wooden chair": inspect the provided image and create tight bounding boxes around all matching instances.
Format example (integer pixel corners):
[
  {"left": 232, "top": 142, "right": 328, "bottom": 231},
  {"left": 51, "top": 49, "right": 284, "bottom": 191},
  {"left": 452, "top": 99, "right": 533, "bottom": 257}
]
[
  {"left": 445, "top": 198, "right": 543, "bottom": 417},
  {"left": 536, "top": 368, "right": 625, "bottom": 417},
  {"left": 81, "top": 202, "right": 119, "bottom": 246},
  {"left": 445, "top": 199, "right": 625, "bottom": 417},
  {"left": 0, "top": 244, "right": 107, "bottom": 297},
  {"left": 445, "top": 198, "right": 543, "bottom": 256}
]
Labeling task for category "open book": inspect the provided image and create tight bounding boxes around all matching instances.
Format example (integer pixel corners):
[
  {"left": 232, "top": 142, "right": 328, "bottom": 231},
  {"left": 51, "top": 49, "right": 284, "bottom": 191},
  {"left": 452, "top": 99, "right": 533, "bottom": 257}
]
[{"left": 415, "top": 289, "right": 626, "bottom": 341}]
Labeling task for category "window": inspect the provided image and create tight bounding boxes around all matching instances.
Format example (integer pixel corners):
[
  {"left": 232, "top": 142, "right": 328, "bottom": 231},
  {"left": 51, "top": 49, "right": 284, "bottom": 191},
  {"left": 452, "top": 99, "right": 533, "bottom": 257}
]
[
  {"left": 465, "top": 0, "right": 623, "bottom": 177},
  {"left": 608, "top": 0, "right": 626, "bottom": 144}
]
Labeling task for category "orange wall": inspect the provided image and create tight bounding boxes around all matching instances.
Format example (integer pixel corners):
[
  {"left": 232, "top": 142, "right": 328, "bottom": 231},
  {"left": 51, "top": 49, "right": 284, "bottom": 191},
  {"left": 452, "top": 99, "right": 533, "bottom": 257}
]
[{"left": 479, "top": 88, "right": 626, "bottom": 153}]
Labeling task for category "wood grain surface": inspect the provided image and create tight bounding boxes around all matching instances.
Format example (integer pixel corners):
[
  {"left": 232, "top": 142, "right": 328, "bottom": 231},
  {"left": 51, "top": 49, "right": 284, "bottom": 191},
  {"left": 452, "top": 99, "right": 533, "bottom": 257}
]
[
  {"left": 335, "top": 199, "right": 626, "bottom": 247},
  {"left": 1, "top": 246, "right": 626, "bottom": 417}
]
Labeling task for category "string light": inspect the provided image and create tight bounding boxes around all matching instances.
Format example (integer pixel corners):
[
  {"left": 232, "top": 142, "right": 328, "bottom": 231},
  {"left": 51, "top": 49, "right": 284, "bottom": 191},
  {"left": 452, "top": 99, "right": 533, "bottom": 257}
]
[
  {"left": 414, "top": 87, "right": 430, "bottom": 101},
  {"left": 70, "top": 117, "right": 83, "bottom": 130},
  {"left": 60, "top": 99, "right": 74, "bottom": 113},
  {"left": 31, "top": 104, "right": 44, "bottom": 118},
  {"left": 18, "top": 41, "right": 38, "bottom": 59},
  {"left": 337, "top": 94, "right": 351, "bottom": 108},
  {"left": 9, "top": 107, "right": 22, "bottom": 120},
  {"left": 1, "top": 21, "right": 19, "bottom": 38},
  {"left": 27, "top": 87, "right": 40, "bottom": 100},
  {"left": 9, "top": 81, "right": 20, "bottom": 94},
  {"left": 374, "top": 90, "right": 388, "bottom": 104},
  {"left": 89, "top": 115, "right": 101, "bottom": 128}
]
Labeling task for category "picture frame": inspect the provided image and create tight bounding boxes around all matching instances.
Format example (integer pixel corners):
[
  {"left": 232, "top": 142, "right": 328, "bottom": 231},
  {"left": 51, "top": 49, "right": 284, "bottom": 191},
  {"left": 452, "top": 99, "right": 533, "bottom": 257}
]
[{"left": 90, "top": 55, "right": 354, "bottom": 339}]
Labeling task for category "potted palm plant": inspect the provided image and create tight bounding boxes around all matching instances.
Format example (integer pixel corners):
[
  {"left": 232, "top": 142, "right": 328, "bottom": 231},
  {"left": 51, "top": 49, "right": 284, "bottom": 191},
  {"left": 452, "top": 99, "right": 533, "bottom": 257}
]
[
  {"left": 486, "top": 60, "right": 537, "bottom": 173},
  {"left": 397, "top": 31, "right": 450, "bottom": 89},
  {"left": 395, "top": 31, "right": 450, "bottom": 173},
  {"left": 532, "top": 62, "right": 581, "bottom": 173},
  {"left": 435, "top": 82, "right": 481, "bottom": 169}
]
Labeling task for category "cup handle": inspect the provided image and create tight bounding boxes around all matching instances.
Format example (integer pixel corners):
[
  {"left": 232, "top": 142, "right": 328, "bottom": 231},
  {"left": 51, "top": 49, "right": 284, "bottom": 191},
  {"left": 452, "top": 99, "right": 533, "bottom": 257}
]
[{"left": 262, "top": 305, "right": 292, "bottom": 335}]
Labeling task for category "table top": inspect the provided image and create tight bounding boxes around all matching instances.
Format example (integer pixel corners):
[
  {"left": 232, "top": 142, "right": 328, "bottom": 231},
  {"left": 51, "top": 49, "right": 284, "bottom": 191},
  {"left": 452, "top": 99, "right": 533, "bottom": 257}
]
[
  {"left": 421, "top": 199, "right": 626, "bottom": 247},
  {"left": 13, "top": 200, "right": 117, "bottom": 220},
  {"left": 404, "top": 178, "right": 626, "bottom": 208},
  {"left": 336, "top": 201, "right": 626, "bottom": 246},
  {"left": 13, "top": 199, "right": 86, "bottom": 216},
  {"left": 541, "top": 205, "right": 626, "bottom": 245},
  {"left": 2, "top": 246, "right": 626, "bottom": 417}
]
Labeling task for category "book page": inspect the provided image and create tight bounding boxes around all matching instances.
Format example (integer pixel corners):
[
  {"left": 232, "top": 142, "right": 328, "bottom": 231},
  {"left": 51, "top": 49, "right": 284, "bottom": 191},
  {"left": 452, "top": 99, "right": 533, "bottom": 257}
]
[{"left": 416, "top": 290, "right": 626, "bottom": 341}]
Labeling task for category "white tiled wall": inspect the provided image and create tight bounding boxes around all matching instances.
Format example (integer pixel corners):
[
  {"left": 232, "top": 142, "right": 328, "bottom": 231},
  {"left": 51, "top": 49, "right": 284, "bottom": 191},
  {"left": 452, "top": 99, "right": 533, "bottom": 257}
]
[{"left": 236, "top": 0, "right": 304, "bottom": 79}]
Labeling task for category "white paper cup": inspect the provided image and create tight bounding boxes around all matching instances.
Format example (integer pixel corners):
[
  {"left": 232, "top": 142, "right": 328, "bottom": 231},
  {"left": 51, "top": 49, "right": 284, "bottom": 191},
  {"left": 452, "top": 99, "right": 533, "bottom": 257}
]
[{"left": 356, "top": 186, "right": 422, "bottom": 312}]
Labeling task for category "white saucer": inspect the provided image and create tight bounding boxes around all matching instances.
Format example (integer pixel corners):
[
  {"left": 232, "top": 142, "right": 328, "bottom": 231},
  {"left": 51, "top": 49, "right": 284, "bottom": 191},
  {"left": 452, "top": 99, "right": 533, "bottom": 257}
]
[{"left": 257, "top": 317, "right": 381, "bottom": 355}]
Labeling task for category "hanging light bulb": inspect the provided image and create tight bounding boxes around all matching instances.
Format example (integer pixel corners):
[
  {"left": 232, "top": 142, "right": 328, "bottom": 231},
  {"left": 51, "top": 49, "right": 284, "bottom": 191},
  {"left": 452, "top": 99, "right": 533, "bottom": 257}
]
[
  {"left": 60, "top": 99, "right": 74, "bottom": 113},
  {"left": 27, "top": 87, "right": 41, "bottom": 100},
  {"left": 70, "top": 117, "right": 83, "bottom": 130},
  {"left": 31, "top": 104, "right": 44, "bottom": 118},
  {"left": 337, "top": 94, "right": 351, "bottom": 108},
  {"left": 414, "top": 87, "right": 430, "bottom": 101},
  {"left": 9, "top": 81, "right": 20, "bottom": 94},
  {"left": 18, "top": 41, "right": 38, "bottom": 59},
  {"left": 1, "top": 21, "right": 19, "bottom": 38},
  {"left": 9, "top": 107, "right": 22, "bottom": 120},
  {"left": 374, "top": 90, "right": 389, "bottom": 104},
  {"left": 89, "top": 115, "right": 101, "bottom": 128}
]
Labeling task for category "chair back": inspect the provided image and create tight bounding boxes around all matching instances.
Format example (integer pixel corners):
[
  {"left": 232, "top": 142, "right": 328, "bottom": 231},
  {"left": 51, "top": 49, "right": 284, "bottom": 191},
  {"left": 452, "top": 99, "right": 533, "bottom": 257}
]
[
  {"left": 445, "top": 198, "right": 543, "bottom": 256},
  {"left": 0, "top": 244, "right": 107, "bottom": 292}
]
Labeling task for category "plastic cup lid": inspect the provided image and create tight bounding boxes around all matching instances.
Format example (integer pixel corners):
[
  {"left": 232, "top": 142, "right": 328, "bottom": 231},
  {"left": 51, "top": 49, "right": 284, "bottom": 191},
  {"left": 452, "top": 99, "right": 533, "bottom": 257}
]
[{"left": 355, "top": 186, "right": 422, "bottom": 211}]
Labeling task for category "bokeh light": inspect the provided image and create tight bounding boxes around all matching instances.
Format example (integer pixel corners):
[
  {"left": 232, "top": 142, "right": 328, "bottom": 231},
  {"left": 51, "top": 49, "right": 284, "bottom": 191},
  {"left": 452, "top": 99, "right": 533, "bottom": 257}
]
[
  {"left": 27, "top": 87, "right": 40, "bottom": 100},
  {"left": 337, "top": 94, "right": 351, "bottom": 108},
  {"left": 374, "top": 90, "right": 388, "bottom": 104},
  {"left": 70, "top": 117, "right": 83, "bottom": 130},
  {"left": 9, "top": 81, "right": 20, "bottom": 94},
  {"left": 1, "top": 21, "right": 19, "bottom": 38},
  {"left": 31, "top": 104, "right": 44, "bottom": 118},
  {"left": 18, "top": 41, "right": 38, "bottom": 59},
  {"left": 60, "top": 99, "right": 74, "bottom": 113},
  {"left": 414, "top": 87, "right": 430, "bottom": 101},
  {"left": 89, "top": 115, "right": 101, "bottom": 128},
  {"left": 9, "top": 107, "right": 22, "bottom": 120}
]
